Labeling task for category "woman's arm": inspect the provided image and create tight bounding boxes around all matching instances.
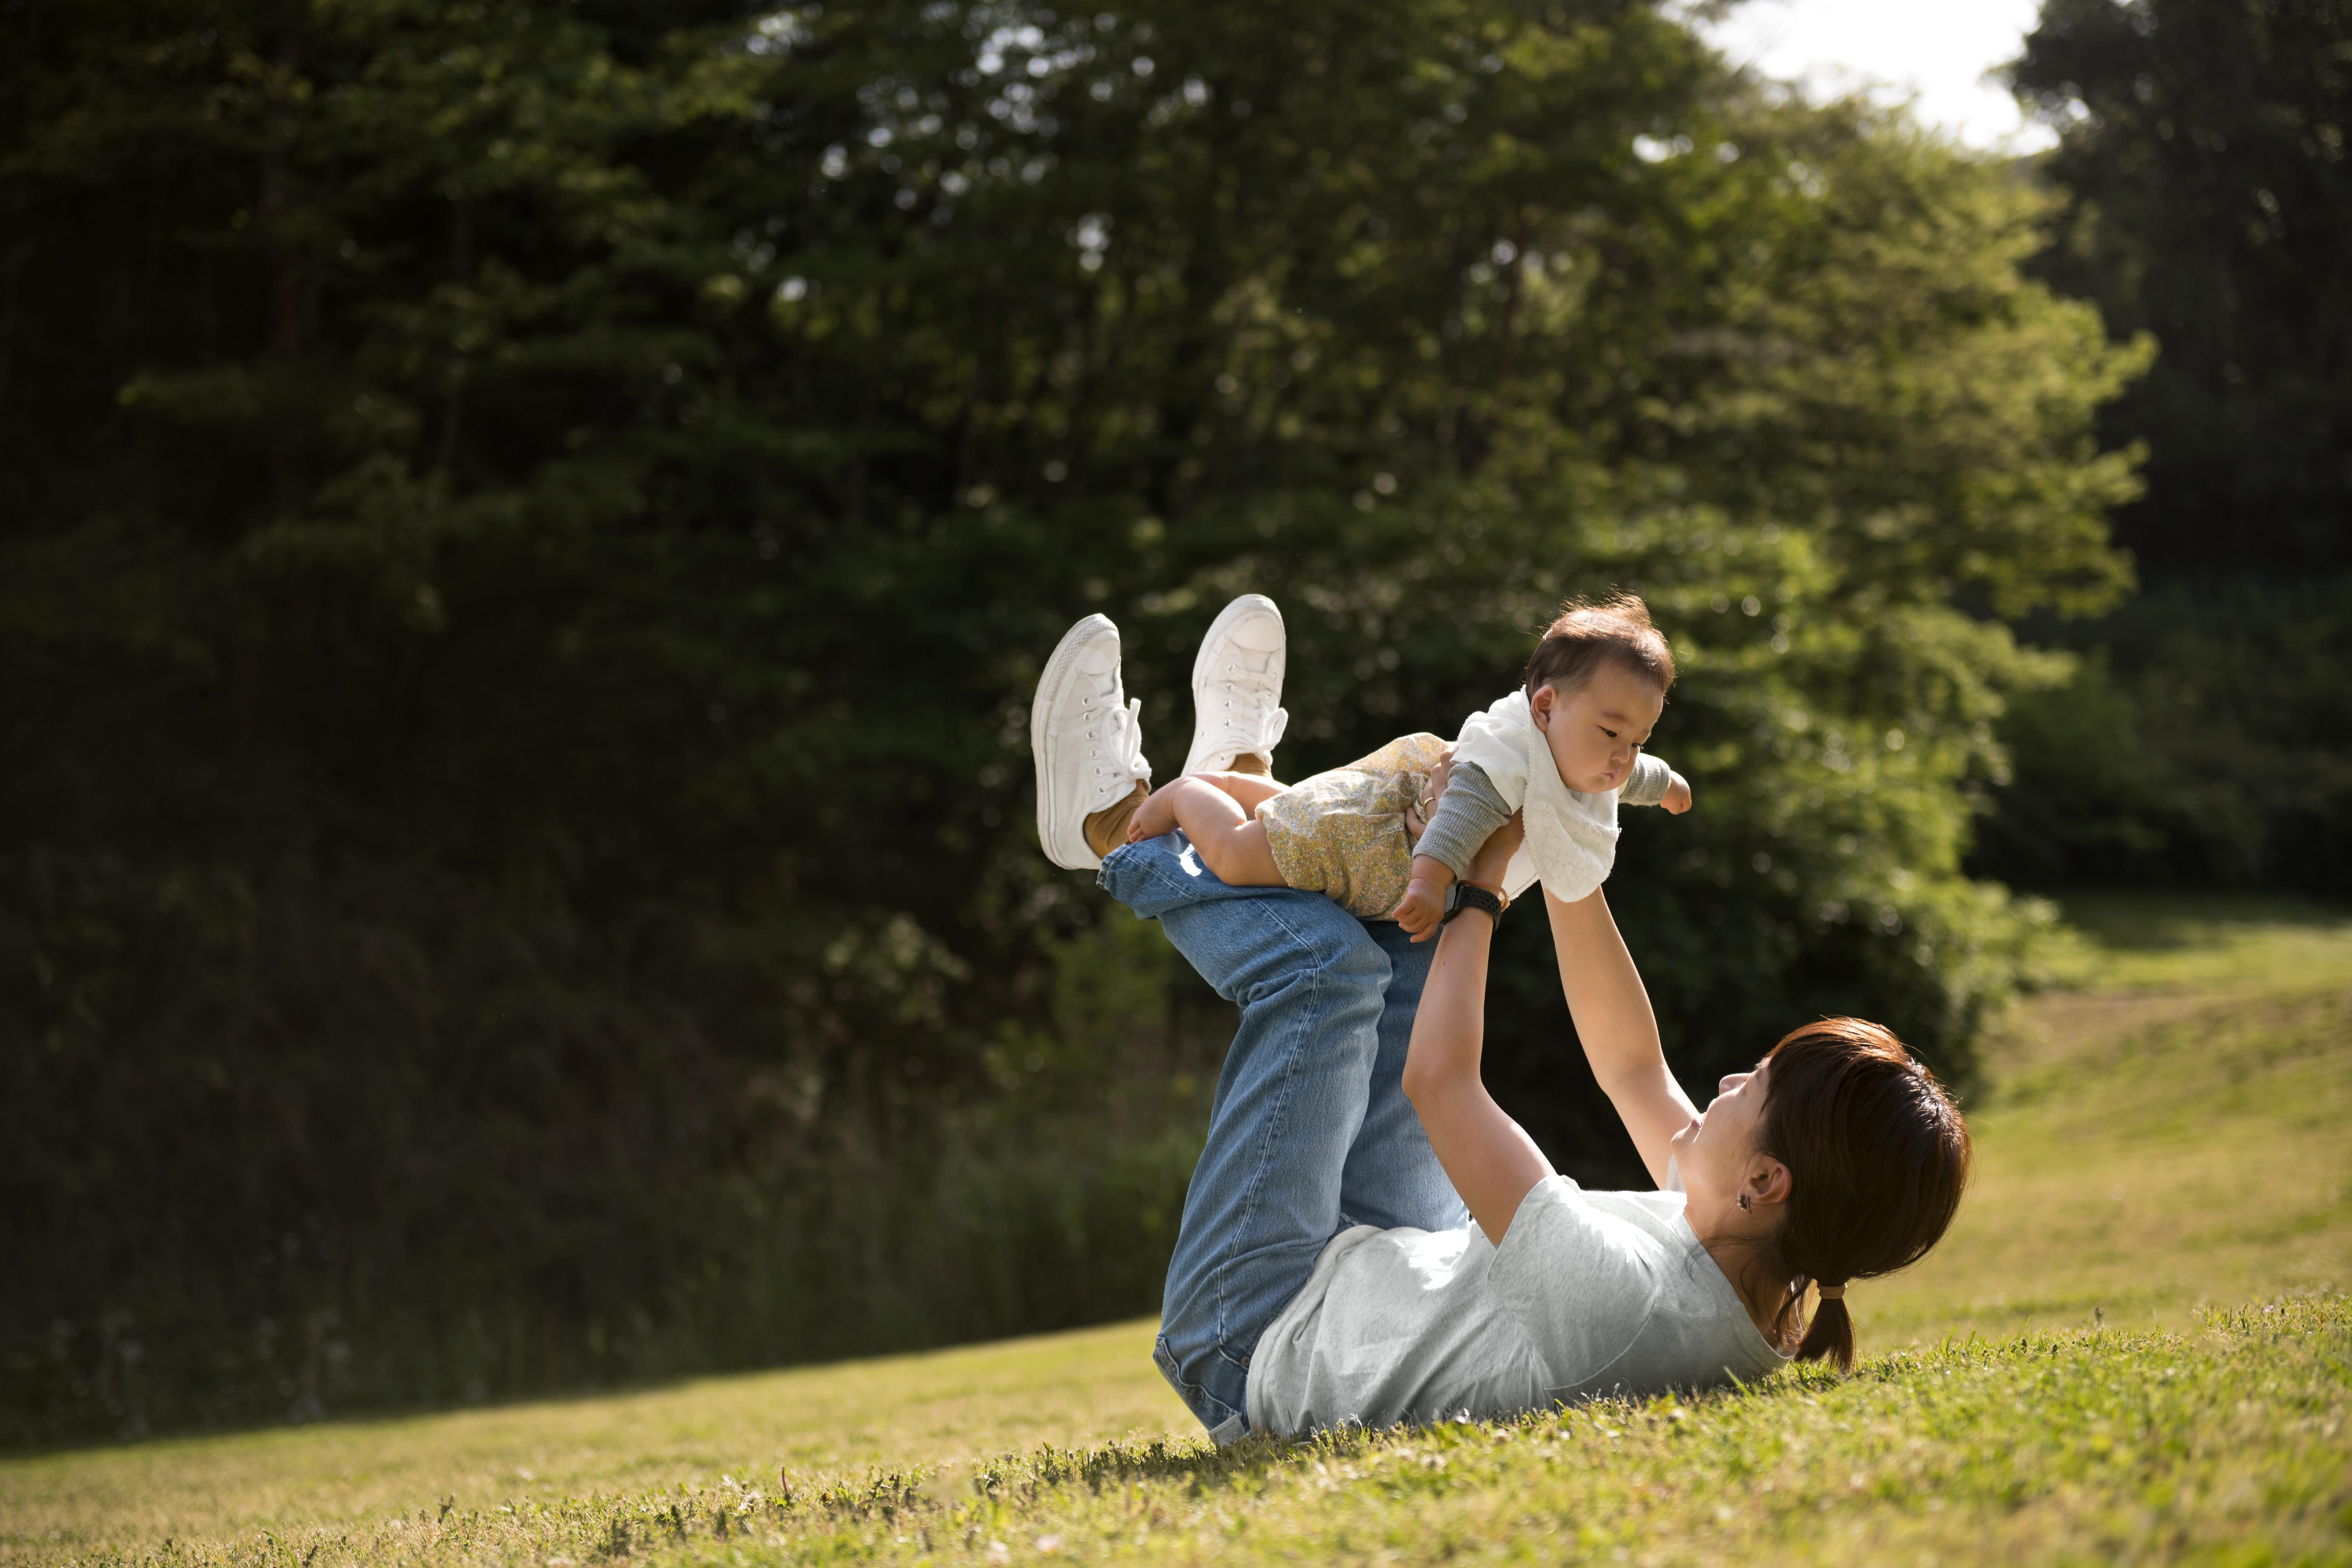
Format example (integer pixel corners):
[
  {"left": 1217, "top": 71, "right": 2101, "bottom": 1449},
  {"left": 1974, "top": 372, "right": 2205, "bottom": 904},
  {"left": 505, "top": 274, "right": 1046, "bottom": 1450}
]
[
  {"left": 1541, "top": 886, "right": 1701, "bottom": 1188},
  {"left": 1399, "top": 823, "right": 1555, "bottom": 1242}
]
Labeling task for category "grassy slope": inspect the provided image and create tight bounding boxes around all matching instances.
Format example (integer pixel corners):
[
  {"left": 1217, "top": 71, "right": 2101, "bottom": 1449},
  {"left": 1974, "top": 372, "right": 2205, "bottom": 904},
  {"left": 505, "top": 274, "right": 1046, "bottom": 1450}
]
[
  {"left": 4, "top": 898, "right": 2348, "bottom": 1566},
  {"left": 1865, "top": 895, "right": 2352, "bottom": 1348}
]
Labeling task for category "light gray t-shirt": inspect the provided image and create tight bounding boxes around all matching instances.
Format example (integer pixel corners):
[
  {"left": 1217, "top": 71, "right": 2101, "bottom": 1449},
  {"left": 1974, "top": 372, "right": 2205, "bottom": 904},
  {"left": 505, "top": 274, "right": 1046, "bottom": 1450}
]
[{"left": 1245, "top": 1176, "right": 1787, "bottom": 1436}]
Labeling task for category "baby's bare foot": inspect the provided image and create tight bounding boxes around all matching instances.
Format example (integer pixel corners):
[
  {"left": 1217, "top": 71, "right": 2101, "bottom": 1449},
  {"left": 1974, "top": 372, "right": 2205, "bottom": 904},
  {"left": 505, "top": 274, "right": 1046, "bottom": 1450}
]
[{"left": 1126, "top": 783, "right": 1183, "bottom": 843}]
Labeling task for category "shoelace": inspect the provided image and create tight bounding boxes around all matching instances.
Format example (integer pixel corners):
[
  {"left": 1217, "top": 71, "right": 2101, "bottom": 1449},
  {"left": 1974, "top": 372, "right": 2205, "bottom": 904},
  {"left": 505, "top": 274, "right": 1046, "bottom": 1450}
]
[
  {"left": 1079, "top": 674, "right": 1149, "bottom": 801},
  {"left": 1200, "top": 680, "right": 1288, "bottom": 768},
  {"left": 1100, "top": 694, "right": 1147, "bottom": 785}
]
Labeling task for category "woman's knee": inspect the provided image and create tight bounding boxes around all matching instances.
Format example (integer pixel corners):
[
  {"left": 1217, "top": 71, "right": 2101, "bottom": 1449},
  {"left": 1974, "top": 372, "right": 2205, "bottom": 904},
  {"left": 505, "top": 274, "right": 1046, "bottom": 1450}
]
[
  {"left": 1131, "top": 868, "right": 1389, "bottom": 1003},
  {"left": 1227, "top": 904, "right": 1390, "bottom": 1009}
]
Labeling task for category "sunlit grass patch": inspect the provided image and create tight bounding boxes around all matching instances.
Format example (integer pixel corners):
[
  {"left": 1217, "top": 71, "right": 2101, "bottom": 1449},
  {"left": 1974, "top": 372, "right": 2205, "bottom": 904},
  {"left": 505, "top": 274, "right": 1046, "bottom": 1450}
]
[
  {"left": 1865, "top": 985, "right": 2352, "bottom": 1349},
  {"left": 2053, "top": 892, "right": 2352, "bottom": 994},
  {"left": 32, "top": 1299, "right": 2348, "bottom": 1567},
  {"left": 0, "top": 1320, "right": 1188, "bottom": 1565}
]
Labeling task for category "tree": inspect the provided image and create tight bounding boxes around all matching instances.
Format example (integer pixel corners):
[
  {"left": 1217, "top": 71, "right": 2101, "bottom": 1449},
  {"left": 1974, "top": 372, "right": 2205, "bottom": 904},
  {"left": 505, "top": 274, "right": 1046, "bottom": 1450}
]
[
  {"left": 2015, "top": 0, "right": 2352, "bottom": 581},
  {"left": 1972, "top": 0, "right": 2352, "bottom": 891}
]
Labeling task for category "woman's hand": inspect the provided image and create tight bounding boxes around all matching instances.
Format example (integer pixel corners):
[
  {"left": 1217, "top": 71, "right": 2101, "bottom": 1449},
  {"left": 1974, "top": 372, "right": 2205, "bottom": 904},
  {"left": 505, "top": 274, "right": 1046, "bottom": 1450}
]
[{"left": 1403, "top": 745, "right": 1456, "bottom": 842}]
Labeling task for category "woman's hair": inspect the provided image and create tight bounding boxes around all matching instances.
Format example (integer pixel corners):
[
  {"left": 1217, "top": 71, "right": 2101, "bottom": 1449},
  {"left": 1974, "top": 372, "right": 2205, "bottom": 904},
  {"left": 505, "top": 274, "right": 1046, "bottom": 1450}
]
[
  {"left": 1523, "top": 593, "right": 1676, "bottom": 697},
  {"left": 1752, "top": 1017, "right": 1971, "bottom": 1370}
]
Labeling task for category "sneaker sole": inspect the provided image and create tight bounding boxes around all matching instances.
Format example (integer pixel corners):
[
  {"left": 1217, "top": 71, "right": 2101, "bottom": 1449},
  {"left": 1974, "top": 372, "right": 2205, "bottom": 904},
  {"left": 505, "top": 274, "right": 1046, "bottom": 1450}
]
[
  {"left": 1187, "top": 593, "right": 1283, "bottom": 775},
  {"left": 1032, "top": 613, "right": 1118, "bottom": 869}
]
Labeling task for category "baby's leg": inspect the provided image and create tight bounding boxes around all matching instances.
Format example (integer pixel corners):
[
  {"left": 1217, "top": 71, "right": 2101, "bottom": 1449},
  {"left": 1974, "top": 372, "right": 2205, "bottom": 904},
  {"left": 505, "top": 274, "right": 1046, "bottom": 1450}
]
[
  {"left": 1191, "top": 769, "right": 1288, "bottom": 812},
  {"left": 1127, "top": 772, "right": 1281, "bottom": 841},
  {"left": 1126, "top": 777, "right": 1285, "bottom": 886}
]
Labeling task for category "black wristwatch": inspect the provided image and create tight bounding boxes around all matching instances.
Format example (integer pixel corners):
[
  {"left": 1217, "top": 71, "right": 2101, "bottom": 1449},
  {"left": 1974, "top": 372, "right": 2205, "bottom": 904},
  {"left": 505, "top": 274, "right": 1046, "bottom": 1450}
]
[{"left": 1441, "top": 883, "right": 1507, "bottom": 925}]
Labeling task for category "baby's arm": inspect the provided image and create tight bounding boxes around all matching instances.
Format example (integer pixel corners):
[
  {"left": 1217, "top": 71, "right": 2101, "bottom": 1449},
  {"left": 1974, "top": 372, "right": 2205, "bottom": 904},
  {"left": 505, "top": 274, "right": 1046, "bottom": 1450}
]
[
  {"left": 1396, "top": 761, "right": 1515, "bottom": 941},
  {"left": 1621, "top": 752, "right": 1692, "bottom": 815}
]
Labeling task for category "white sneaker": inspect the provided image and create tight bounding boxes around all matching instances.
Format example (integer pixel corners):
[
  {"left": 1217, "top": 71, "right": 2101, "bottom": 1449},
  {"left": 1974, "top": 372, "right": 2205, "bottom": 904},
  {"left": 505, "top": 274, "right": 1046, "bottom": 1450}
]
[
  {"left": 1183, "top": 594, "right": 1289, "bottom": 776},
  {"left": 1031, "top": 614, "right": 1151, "bottom": 871}
]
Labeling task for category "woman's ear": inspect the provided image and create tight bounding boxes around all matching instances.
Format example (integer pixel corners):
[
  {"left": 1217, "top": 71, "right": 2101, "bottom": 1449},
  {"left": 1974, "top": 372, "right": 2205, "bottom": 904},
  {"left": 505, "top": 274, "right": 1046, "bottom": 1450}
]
[{"left": 1746, "top": 1153, "right": 1792, "bottom": 1212}]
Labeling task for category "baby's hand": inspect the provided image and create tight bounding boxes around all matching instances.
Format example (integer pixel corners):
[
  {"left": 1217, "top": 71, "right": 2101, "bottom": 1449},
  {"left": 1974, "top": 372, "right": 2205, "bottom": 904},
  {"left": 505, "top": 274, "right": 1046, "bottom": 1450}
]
[
  {"left": 1393, "top": 876, "right": 1450, "bottom": 941},
  {"left": 1663, "top": 771, "right": 1693, "bottom": 815}
]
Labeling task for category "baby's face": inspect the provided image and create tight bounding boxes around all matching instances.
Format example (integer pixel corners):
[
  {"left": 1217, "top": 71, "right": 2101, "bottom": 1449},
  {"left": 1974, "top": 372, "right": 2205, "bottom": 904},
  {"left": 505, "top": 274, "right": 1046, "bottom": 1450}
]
[{"left": 1531, "top": 664, "right": 1665, "bottom": 794}]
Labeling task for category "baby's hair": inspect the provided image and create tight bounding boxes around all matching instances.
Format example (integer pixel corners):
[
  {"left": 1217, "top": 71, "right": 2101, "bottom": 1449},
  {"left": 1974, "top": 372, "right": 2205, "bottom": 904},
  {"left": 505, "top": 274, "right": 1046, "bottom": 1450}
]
[{"left": 1522, "top": 592, "right": 1676, "bottom": 698}]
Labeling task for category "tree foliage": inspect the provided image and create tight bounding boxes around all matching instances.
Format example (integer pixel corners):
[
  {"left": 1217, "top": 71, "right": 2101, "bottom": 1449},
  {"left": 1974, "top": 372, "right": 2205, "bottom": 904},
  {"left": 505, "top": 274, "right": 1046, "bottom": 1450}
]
[
  {"left": 2015, "top": 0, "right": 2352, "bottom": 580},
  {"left": 0, "top": 0, "right": 2140, "bottom": 1439},
  {"left": 1974, "top": 0, "right": 2352, "bottom": 890}
]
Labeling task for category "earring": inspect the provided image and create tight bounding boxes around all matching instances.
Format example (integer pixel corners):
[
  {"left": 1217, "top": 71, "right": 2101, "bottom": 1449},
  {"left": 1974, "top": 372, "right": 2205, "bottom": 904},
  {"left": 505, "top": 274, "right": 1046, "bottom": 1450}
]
[{"left": 1738, "top": 1193, "right": 1752, "bottom": 1212}]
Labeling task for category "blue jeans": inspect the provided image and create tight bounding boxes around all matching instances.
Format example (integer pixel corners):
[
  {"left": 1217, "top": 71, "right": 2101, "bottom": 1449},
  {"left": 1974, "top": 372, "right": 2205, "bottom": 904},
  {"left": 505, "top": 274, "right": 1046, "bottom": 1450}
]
[{"left": 1098, "top": 832, "right": 1467, "bottom": 1442}]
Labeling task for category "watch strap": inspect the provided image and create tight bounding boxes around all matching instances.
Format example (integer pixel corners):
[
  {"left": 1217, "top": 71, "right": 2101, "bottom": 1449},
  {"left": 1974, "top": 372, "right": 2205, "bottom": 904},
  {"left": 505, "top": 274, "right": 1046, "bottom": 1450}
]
[{"left": 1442, "top": 882, "right": 1506, "bottom": 924}]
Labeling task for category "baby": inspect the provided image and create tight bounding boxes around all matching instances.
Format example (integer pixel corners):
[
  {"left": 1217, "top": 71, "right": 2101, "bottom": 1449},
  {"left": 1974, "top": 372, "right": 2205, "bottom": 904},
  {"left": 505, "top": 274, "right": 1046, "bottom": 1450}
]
[{"left": 1124, "top": 595, "right": 1691, "bottom": 937}]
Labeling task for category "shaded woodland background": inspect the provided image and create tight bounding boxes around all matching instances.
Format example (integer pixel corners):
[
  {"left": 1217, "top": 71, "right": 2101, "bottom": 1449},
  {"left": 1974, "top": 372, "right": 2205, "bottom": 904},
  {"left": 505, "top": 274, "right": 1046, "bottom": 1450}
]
[{"left": 2, "top": 0, "right": 2344, "bottom": 1442}]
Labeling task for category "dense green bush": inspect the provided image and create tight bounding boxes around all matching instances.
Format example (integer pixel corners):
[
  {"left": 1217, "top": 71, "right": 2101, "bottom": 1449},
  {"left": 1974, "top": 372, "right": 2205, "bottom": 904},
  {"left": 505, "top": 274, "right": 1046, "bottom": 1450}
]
[
  {"left": 1975, "top": 579, "right": 2352, "bottom": 889},
  {"left": 0, "top": 0, "right": 2141, "bottom": 1441}
]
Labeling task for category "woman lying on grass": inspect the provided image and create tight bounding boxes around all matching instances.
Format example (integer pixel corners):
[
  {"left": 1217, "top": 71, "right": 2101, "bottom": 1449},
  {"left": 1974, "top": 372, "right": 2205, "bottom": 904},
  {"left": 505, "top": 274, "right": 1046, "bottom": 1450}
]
[{"left": 1030, "top": 600, "right": 1972, "bottom": 1442}]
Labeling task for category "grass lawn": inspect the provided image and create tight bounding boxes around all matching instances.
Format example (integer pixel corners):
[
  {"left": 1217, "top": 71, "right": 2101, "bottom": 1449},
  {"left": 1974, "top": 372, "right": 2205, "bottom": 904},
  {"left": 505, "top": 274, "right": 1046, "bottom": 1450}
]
[{"left": 5, "top": 896, "right": 2348, "bottom": 1566}]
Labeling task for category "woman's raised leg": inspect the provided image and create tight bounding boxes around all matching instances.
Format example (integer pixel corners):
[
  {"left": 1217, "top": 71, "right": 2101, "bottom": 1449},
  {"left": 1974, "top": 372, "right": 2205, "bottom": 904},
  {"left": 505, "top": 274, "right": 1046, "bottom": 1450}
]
[
  {"left": 1038, "top": 605, "right": 1408, "bottom": 1440},
  {"left": 1096, "top": 833, "right": 1395, "bottom": 1442},
  {"left": 1336, "top": 920, "right": 1471, "bottom": 1234}
]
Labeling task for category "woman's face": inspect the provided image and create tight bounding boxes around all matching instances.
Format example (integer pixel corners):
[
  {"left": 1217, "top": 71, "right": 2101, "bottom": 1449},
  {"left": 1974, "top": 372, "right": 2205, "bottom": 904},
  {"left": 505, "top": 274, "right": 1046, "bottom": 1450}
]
[{"left": 1672, "top": 1057, "right": 1773, "bottom": 1208}]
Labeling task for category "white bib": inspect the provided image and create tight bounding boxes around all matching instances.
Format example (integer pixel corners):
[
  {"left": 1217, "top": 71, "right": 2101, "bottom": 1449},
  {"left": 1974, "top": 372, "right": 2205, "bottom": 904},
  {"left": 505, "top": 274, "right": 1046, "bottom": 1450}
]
[{"left": 1450, "top": 690, "right": 1621, "bottom": 903}]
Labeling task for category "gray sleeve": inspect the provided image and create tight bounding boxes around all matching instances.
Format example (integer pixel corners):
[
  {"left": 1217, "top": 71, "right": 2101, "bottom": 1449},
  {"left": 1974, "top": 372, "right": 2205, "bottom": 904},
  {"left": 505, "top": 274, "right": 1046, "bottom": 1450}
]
[
  {"left": 1619, "top": 752, "right": 1674, "bottom": 808},
  {"left": 1411, "top": 761, "right": 1516, "bottom": 880}
]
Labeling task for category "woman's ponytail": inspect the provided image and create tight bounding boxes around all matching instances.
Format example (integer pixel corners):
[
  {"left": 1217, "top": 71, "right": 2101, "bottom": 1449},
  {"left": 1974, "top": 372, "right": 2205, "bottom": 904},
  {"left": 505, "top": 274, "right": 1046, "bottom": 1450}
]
[
  {"left": 1753, "top": 1020, "right": 1971, "bottom": 1370},
  {"left": 1793, "top": 1284, "right": 1854, "bottom": 1370}
]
